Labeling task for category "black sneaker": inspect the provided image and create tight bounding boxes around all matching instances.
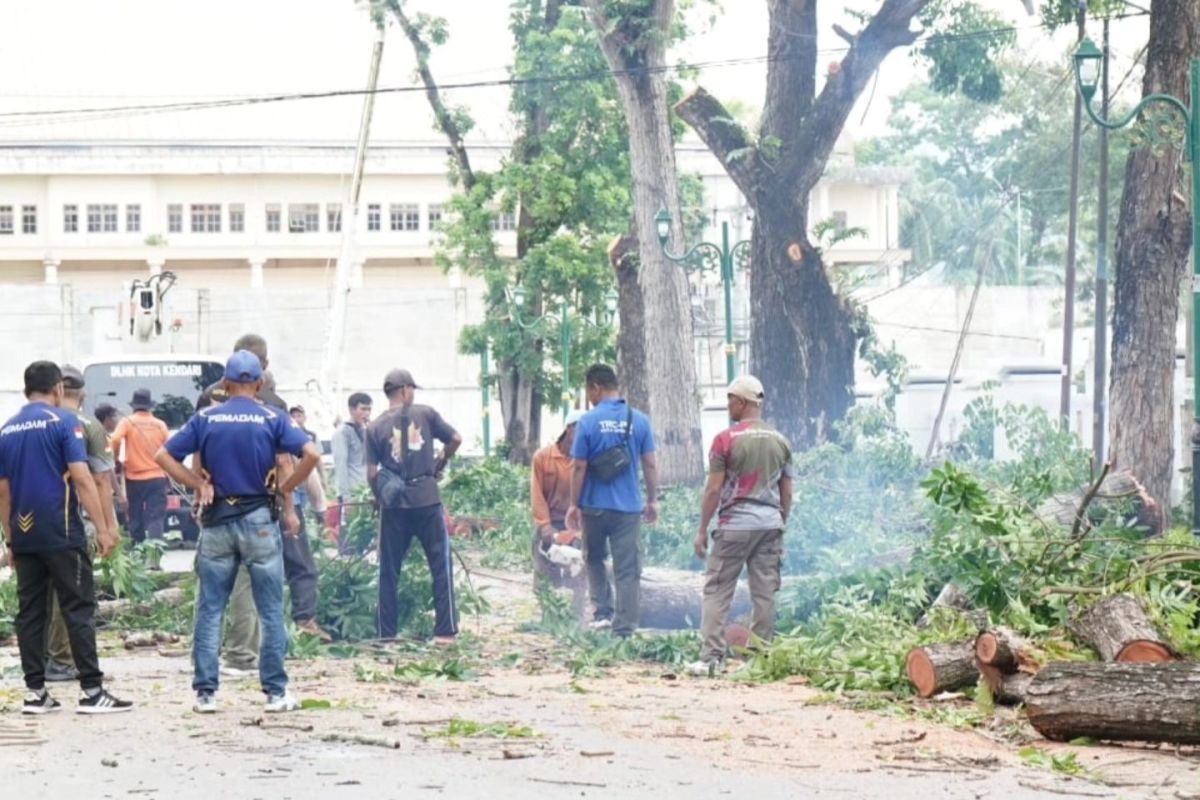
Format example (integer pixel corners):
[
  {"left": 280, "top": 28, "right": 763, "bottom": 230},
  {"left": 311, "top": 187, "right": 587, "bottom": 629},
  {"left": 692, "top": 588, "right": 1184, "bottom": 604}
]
[
  {"left": 45, "top": 659, "right": 79, "bottom": 683},
  {"left": 22, "top": 690, "right": 62, "bottom": 715},
  {"left": 77, "top": 688, "right": 133, "bottom": 715}
]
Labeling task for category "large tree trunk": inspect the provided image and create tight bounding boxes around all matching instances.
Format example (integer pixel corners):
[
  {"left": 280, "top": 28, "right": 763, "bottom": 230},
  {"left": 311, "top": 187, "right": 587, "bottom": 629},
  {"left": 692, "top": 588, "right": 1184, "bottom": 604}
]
[
  {"left": 584, "top": 0, "right": 703, "bottom": 485},
  {"left": 1026, "top": 661, "right": 1200, "bottom": 744},
  {"left": 1070, "top": 593, "right": 1177, "bottom": 663},
  {"left": 609, "top": 232, "right": 651, "bottom": 413},
  {"left": 1108, "top": 0, "right": 1199, "bottom": 509},
  {"left": 677, "top": 0, "right": 929, "bottom": 449}
]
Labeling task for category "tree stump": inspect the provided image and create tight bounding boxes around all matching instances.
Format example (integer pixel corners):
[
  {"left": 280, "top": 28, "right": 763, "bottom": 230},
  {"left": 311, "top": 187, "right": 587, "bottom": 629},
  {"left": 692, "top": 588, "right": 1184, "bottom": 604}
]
[
  {"left": 905, "top": 640, "right": 977, "bottom": 698},
  {"left": 1026, "top": 662, "right": 1200, "bottom": 743},
  {"left": 976, "top": 660, "right": 1033, "bottom": 706},
  {"left": 1070, "top": 593, "right": 1176, "bottom": 663},
  {"left": 975, "top": 627, "right": 1039, "bottom": 672}
]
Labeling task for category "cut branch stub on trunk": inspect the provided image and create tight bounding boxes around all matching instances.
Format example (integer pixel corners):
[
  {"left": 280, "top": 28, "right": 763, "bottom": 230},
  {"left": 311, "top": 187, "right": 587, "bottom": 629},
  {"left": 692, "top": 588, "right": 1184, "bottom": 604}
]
[
  {"left": 1070, "top": 593, "right": 1177, "bottom": 663},
  {"left": 906, "top": 640, "right": 977, "bottom": 698},
  {"left": 975, "top": 627, "right": 1040, "bottom": 673},
  {"left": 1026, "top": 662, "right": 1200, "bottom": 744}
]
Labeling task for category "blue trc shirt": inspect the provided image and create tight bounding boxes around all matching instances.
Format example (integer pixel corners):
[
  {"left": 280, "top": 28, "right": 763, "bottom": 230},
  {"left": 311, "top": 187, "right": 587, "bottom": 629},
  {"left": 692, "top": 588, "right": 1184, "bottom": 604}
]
[
  {"left": 0, "top": 402, "right": 89, "bottom": 553},
  {"left": 166, "top": 396, "right": 310, "bottom": 524},
  {"left": 570, "top": 398, "right": 655, "bottom": 514}
]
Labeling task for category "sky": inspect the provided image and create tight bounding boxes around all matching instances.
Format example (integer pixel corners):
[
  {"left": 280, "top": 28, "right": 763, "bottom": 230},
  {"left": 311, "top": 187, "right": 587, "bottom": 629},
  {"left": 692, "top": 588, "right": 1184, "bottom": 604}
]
[{"left": 0, "top": 0, "right": 1150, "bottom": 146}]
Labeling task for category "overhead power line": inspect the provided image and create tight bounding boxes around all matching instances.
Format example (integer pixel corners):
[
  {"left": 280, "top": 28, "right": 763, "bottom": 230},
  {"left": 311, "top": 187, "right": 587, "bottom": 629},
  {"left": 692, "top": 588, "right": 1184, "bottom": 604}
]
[{"left": 0, "top": 10, "right": 1149, "bottom": 128}]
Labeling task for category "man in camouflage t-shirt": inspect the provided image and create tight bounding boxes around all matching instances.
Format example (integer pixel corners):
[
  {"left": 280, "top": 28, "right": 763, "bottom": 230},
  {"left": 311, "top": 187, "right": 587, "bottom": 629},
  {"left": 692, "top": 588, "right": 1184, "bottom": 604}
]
[{"left": 692, "top": 375, "right": 793, "bottom": 672}]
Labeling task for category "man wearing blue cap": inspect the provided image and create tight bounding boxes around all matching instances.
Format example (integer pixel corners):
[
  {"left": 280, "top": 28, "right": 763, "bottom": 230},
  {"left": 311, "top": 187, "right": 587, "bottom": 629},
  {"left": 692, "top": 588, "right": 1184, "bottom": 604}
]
[{"left": 155, "top": 350, "right": 321, "bottom": 713}]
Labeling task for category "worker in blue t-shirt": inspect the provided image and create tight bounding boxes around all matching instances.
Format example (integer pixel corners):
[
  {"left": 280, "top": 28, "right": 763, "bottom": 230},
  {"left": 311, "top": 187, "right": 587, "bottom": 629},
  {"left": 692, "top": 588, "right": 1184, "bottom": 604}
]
[
  {"left": 567, "top": 363, "right": 658, "bottom": 638},
  {"left": 155, "top": 350, "right": 321, "bottom": 715},
  {"left": 0, "top": 361, "right": 133, "bottom": 714}
]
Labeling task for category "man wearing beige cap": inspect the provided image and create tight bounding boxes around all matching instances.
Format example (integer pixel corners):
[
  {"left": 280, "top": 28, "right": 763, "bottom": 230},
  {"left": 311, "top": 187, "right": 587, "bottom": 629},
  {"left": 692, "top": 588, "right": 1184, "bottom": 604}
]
[
  {"left": 690, "top": 375, "right": 793, "bottom": 676},
  {"left": 365, "top": 368, "right": 462, "bottom": 643}
]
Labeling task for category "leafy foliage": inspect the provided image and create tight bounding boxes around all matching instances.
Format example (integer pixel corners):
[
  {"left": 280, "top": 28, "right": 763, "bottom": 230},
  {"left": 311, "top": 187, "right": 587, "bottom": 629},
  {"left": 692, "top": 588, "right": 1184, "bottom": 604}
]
[
  {"left": 95, "top": 540, "right": 165, "bottom": 602},
  {"left": 918, "top": 0, "right": 1016, "bottom": 102}
]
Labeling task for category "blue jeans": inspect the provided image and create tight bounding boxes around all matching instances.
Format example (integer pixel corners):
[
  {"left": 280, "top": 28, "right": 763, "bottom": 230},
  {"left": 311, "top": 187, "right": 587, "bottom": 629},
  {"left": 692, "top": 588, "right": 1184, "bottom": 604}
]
[{"left": 192, "top": 507, "right": 288, "bottom": 697}]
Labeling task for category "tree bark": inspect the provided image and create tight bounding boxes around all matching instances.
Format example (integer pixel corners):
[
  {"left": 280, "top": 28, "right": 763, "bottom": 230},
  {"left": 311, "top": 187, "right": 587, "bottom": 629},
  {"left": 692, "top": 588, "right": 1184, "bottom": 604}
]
[
  {"left": 905, "top": 640, "right": 978, "bottom": 698},
  {"left": 582, "top": 0, "right": 703, "bottom": 485},
  {"left": 1035, "top": 469, "right": 1162, "bottom": 535},
  {"left": 1070, "top": 593, "right": 1177, "bottom": 663},
  {"left": 637, "top": 567, "right": 752, "bottom": 630},
  {"left": 1026, "top": 661, "right": 1200, "bottom": 743},
  {"left": 609, "top": 232, "right": 650, "bottom": 413},
  {"left": 1108, "top": 0, "right": 1200, "bottom": 509},
  {"left": 977, "top": 660, "right": 1033, "bottom": 706},
  {"left": 677, "top": 0, "right": 930, "bottom": 448}
]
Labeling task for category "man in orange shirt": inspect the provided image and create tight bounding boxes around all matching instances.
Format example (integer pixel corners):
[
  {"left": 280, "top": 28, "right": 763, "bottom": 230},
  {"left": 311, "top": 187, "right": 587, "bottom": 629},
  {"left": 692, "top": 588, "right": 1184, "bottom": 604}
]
[
  {"left": 530, "top": 411, "right": 586, "bottom": 613},
  {"left": 109, "top": 389, "right": 169, "bottom": 545}
]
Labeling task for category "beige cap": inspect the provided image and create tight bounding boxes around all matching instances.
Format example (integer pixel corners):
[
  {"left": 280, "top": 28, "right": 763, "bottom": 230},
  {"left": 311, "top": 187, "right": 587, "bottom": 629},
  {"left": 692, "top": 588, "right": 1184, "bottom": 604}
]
[{"left": 727, "top": 375, "right": 765, "bottom": 405}]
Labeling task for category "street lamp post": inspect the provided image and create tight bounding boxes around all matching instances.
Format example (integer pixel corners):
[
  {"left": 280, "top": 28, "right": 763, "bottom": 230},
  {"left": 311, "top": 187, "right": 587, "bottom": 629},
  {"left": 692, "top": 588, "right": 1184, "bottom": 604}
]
[
  {"left": 1073, "top": 38, "right": 1200, "bottom": 534},
  {"left": 655, "top": 209, "right": 752, "bottom": 385},
  {"left": 509, "top": 285, "right": 619, "bottom": 419}
]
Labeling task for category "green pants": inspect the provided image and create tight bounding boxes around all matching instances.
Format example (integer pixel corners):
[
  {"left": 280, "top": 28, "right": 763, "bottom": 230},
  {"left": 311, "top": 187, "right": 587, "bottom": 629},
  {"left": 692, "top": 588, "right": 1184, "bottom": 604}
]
[
  {"left": 700, "top": 529, "right": 783, "bottom": 662},
  {"left": 580, "top": 509, "right": 642, "bottom": 637},
  {"left": 46, "top": 592, "right": 72, "bottom": 664},
  {"left": 223, "top": 566, "right": 261, "bottom": 668}
]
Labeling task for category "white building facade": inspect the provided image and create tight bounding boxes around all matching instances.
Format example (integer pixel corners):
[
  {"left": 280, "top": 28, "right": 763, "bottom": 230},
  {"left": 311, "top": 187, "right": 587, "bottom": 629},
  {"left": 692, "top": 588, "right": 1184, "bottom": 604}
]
[{"left": 0, "top": 139, "right": 910, "bottom": 451}]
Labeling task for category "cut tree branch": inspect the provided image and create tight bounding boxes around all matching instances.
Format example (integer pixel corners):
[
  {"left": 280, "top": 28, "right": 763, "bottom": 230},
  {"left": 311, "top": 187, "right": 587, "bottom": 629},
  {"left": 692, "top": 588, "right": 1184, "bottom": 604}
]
[
  {"left": 675, "top": 87, "right": 765, "bottom": 199},
  {"left": 387, "top": 0, "right": 476, "bottom": 190},
  {"left": 781, "top": 0, "right": 930, "bottom": 190}
]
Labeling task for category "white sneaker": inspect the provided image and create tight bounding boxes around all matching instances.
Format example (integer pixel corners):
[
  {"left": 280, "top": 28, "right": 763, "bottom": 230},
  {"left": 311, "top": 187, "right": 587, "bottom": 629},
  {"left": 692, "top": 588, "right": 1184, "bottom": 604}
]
[
  {"left": 220, "top": 664, "right": 256, "bottom": 678},
  {"left": 685, "top": 659, "right": 722, "bottom": 678},
  {"left": 264, "top": 692, "right": 300, "bottom": 713},
  {"left": 193, "top": 693, "right": 218, "bottom": 714}
]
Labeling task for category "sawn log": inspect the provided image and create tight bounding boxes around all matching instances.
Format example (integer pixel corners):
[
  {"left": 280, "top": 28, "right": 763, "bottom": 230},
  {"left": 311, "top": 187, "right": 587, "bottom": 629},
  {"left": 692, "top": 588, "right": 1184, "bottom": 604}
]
[
  {"left": 1070, "top": 593, "right": 1176, "bottom": 663},
  {"left": 905, "top": 640, "right": 977, "bottom": 698},
  {"left": 1026, "top": 662, "right": 1200, "bottom": 744}
]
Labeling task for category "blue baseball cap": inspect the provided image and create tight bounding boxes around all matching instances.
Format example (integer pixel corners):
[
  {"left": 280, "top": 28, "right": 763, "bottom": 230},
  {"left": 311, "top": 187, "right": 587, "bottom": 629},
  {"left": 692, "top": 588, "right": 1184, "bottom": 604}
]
[{"left": 224, "top": 350, "right": 263, "bottom": 384}]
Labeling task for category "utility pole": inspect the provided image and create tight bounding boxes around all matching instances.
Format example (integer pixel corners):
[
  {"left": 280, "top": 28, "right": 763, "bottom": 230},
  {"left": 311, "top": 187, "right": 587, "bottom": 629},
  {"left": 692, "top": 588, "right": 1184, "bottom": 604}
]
[
  {"left": 1092, "top": 16, "right": 1111, "bottom": 472},
  {"left": 319, "top": 25, "right": 385, "bottom": 423},
  {"left": 1060, "top": 2, "right": 1087, "bottom": 431}
]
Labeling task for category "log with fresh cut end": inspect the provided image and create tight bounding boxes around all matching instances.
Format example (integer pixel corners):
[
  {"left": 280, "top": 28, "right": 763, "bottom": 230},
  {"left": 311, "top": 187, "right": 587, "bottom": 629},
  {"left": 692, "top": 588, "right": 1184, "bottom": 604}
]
[
  {"left": 1026, "top": 662, "right": 1200, "bottom": 744},
  {"left": 905, "top": 640, "right": 978, "bottom": 698},
  {"left": 1069, "top": 593, "right": 1176, "bottom": 663},
  {"left": 975, "top": 626, "right": 1040, "bottom": 672}
]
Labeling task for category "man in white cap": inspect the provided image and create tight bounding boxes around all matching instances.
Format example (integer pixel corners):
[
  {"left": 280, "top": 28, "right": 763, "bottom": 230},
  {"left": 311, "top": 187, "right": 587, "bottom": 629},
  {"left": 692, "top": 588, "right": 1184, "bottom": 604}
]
[
  {"left": 690, "top": 375, "right": 793, "bottom": 676},
  {"left": 530, "top": 411, "right": 586, "bottom": 608}
]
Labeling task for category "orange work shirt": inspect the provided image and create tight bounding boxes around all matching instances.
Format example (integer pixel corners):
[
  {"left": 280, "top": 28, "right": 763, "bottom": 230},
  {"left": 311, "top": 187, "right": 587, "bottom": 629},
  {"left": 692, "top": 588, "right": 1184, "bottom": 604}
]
[
  {"left": 530, "top": 443, "right": 573, "bottom": 531},
  {"left": 109, "top": 411, "right": 169, "bottom": 480}
]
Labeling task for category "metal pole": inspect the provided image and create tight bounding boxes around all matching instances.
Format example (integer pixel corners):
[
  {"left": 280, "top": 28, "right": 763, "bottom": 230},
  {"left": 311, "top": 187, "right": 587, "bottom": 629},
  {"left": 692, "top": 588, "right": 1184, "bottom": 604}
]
[
  {"left": 1092, "top": 18, "right": 1111, "bottom": 474},
  {"left": 1060, "top": 5, "right": 1087, "bottom": 431},
  {"left": 320, "top": 26, "right": 385, "bottom": 423},
  {"left": 481, "top": 343, "right": 491, "bottom": 458},
  {"left": 721, "top": 221, "right": 736, "bottom": 383},
  {"left": 1190, "top": 59, "right": 1200, "bottom": 538}
]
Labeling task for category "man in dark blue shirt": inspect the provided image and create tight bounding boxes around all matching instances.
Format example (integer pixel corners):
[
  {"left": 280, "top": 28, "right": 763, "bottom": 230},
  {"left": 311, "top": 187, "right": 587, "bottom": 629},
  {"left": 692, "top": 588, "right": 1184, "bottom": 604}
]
[
  {"left": 0, "top": 361, "right": 133, "bottom": 714},
  {"left": 155, "top": 350, "right": 320, "bottom": 714},
  {"left": 567, "top": 364, "right": 658, "bottom": 637}
]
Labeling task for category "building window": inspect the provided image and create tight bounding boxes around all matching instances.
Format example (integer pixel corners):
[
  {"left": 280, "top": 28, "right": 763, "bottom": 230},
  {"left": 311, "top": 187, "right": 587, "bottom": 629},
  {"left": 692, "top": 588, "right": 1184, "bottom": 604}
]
[
  {"left": 367, "top": 203, "right": 381, "bottom": 232},
  {"left": 831, "top": 210, "right": 848, "bottom": 233},
  {"left": 229, "top": 204, "right": 244, "bottom": 233},
  {"left": 327, "top": 203, "right": 342, "bottom": 233},
  {"left": 167, "top": 204, "right": 183, "bottom": 233},
  {"left": 390, "top": 203, "right": 419, "bottom": 232},
  {"left": 491, "top": 208, "right": 517, "bottom": 232},
  {"left": 0, "top": 206, "right": 12, "bottom": 235},
  {"left": 266, "top": 204, "right": 281, "bottom": 233},
  {"left": 21, "top": 205, "right": 36, "bottom": 234},
  {"left": 190, "top": 203, "right": 221, "bottom": 233},
  {"left": 87, "top": 203, "right": 118, "bottom": 233},
  {"left": 64, "top": 204, "right": 78, "bottom": 233},
  {"left": 427, "top": 204, "right": 443, "bottom": 230},
  {"left": 126, "top": 204, "right": 141, "bottom": 233},
  {"left": 288, "top": 203, "right": 319, "bottom": 233}
]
